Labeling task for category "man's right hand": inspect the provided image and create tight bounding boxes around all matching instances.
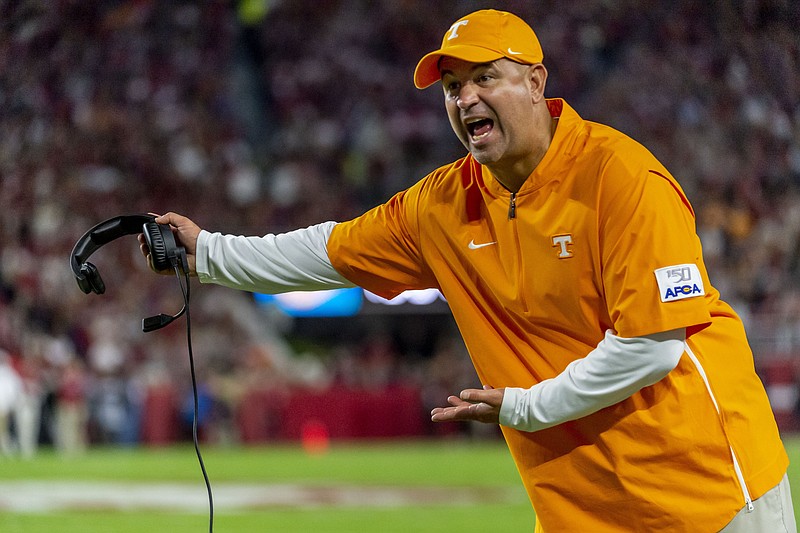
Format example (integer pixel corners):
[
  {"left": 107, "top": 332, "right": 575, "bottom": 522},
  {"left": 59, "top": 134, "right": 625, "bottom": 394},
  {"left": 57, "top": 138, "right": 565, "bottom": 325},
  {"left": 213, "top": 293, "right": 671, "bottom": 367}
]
[{"left": 138, "top": 212, "right": 201, "bottom": 276}]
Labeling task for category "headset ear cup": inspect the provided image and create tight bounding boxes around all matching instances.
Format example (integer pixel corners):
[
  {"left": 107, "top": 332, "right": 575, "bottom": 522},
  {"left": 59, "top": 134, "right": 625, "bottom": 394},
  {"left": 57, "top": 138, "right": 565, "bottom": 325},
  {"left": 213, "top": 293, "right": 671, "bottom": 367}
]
[
  {"left": 144, "top": 222, "right": 169, "bottom": 271},
  {"left": 80, "top": 262, "right": 105, "bottom": 295},
  {"left": 76, "top": 265, "right": 93, "bottom": 294}
]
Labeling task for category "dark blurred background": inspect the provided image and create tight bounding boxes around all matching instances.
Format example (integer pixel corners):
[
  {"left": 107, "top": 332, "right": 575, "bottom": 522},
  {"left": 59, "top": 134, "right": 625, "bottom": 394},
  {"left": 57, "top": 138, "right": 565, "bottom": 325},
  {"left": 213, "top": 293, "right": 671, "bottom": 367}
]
[{"left": 0, "top": 0, "right": 798, "bottom": 456}]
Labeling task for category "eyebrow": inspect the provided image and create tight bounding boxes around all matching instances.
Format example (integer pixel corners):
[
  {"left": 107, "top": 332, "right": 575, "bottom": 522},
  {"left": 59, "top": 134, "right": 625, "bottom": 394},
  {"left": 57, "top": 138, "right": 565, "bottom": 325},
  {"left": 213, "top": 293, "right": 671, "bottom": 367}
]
[{"left": 439, "top": 61, "right": 495, "bottom": 79}]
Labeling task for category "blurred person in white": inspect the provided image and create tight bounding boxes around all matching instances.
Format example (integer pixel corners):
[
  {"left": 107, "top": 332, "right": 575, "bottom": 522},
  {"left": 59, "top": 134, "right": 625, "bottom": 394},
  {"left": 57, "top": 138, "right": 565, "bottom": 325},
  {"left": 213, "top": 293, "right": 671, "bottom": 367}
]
[
  {"left": 0, "top": 349, "right": 22, "bottom": 456},
  {"left": 14, "top": 352, "right": 44, "bottom": 459}
]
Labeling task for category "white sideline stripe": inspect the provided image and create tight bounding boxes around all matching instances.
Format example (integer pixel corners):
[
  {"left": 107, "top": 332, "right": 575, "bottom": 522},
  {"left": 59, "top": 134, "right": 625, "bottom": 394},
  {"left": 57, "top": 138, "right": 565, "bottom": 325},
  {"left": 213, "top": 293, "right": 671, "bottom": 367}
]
[{"left": 0, "top": 481, "right": 524, "bottom": 513}]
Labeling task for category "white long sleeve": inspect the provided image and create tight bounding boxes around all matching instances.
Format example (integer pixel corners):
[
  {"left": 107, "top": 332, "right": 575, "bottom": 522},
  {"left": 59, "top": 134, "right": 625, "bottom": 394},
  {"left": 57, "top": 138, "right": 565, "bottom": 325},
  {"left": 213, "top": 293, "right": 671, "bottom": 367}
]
[
  {"left": 196, "top": 221, "right": 356, "bottom": 294},
  {"left": 499, "top": 329, "right": 686, "bottom": 432}
]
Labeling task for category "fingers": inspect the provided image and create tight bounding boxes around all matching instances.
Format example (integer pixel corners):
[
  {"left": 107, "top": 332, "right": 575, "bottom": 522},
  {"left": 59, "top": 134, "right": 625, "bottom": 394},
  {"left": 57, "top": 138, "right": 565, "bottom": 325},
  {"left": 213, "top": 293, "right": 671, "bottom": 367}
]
[
  {"left": 154, "top": 212, "right": 178, "bottom": 226},
  {"left": 430, "top": 398, "right": 472, "bottom": 422},
  {"left": 430, "top": 400, "right": 495, "bottom": 423},
  {"left": 459, "top": 387, "right": 503, "bottom": 407},
  {"left": 154, "top": 212, "right": 195, "bottom": 232},
  {"left": 137, "top": 234, "right": 151, "bottom": 263},
  {"left": 430, "top": 387, "right": 503, "bottom": 424},
  {"left": 138, "top": 236, "right": 149, "bottom": 260},
  {"left": 145, "top": 212, "right": 185, "bottom": 229},
  {"left": 153, "top": 212, "right": 200, "bottom": 251}
]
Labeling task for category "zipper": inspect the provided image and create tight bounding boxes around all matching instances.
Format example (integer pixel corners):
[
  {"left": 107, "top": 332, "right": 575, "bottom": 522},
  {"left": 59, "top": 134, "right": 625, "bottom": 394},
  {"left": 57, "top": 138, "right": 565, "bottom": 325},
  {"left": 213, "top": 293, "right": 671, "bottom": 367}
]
[
  {"left": 508, "top": 192, "right": 517, "bottom": 219},
  {"left": 684, "top": 344, "right": 754, "bottom": 512},
  {"left": 505, "top": 190, "right": 528, "bottom": 312}
]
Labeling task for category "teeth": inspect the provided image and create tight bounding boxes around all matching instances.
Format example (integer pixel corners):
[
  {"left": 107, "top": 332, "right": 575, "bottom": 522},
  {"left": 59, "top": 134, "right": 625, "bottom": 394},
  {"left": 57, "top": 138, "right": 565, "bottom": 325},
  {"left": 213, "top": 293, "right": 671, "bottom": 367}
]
[{"left": 466, "top": 117, "right": 492, "bottom": 141}]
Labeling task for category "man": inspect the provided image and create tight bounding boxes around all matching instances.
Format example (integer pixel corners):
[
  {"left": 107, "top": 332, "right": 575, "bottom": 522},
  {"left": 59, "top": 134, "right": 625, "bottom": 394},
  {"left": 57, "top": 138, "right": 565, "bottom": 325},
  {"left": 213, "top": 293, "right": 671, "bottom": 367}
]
[
  {"left": 141, "top": 9, "right": 795, "bottom": 532},
  {"left": 0, "top": 350, "right": 22, "bottom": 456}
]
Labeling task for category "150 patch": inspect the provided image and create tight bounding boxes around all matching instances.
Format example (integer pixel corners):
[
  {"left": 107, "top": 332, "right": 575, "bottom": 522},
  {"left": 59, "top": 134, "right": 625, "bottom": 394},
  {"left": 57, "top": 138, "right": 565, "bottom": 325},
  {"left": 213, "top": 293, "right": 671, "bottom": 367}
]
[{"left": 654, "top": 264, "right": 705, "bottom": 302}]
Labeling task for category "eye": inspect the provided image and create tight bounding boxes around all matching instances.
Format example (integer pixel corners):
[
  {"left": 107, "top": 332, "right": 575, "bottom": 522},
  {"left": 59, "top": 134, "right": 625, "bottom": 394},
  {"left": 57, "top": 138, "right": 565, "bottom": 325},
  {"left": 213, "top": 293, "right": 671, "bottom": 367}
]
[
  {"left": 477, "top": 73, "right": 493, "bottom": 84},
  {"left": 443, "top": 79, "right": 461, "bottom": 96},
  {"left": 446, "top": 80, "right": 460, "bottom": 92}
]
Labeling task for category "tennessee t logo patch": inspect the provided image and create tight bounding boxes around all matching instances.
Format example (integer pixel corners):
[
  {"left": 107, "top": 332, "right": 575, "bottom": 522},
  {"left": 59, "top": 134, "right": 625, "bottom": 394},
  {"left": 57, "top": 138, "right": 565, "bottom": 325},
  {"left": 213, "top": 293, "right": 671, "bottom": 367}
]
[
  {"left": 654, "top": 264, "right": 705, "bottom": 302},
  {"left": 552, "top": 234, "right": 574, "bottom": 258}
]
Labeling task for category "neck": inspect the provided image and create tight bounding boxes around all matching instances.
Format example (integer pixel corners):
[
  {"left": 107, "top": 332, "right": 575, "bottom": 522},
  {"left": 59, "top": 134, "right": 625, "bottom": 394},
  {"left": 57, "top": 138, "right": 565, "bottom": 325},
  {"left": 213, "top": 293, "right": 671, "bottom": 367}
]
[
  {"left": 490, "top": 116, "right": 557, "bottom": 193},
  {"left": 490, "top": 163, "right": 535, "bottom": 194}
]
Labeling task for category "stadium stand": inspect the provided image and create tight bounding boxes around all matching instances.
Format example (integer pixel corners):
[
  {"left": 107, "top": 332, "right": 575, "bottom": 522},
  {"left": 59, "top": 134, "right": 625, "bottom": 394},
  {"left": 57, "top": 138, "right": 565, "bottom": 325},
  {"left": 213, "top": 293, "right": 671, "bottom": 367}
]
[{"left": 0, "top": 0, "right": 798, "bottom": 448}]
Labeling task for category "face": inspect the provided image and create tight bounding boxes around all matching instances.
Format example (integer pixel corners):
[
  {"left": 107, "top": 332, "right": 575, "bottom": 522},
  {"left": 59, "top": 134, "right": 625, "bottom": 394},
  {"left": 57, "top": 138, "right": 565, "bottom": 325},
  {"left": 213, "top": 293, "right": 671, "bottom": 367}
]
[{"left": 440, "top": 57, "right": 545, "bottom": 177}]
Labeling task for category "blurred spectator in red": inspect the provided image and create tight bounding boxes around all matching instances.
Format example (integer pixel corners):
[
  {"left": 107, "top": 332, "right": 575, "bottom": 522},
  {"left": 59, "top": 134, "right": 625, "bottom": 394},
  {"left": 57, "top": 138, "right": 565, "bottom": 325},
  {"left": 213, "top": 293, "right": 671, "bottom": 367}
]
[{"left": 54, "top": 356, "right": 89, "bottom": 456}]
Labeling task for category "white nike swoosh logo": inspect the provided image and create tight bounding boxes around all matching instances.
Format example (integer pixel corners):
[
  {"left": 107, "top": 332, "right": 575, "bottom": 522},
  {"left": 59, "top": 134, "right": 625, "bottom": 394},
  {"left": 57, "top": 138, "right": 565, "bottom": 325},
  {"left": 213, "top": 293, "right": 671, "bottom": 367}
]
[
  {"left": 507, "top": 48, "right": 523, "bottom": 55},
  {"left": 468, "top": 239, "right": 497, "bottom": 250}
]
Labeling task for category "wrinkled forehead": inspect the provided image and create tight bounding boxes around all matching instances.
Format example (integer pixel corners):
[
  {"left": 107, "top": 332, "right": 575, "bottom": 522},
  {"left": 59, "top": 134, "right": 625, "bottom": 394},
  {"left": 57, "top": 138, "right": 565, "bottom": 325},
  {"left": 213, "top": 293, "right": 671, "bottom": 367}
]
[
  {"left": 439, "top": 57, "right": 492, "bottom": 74},
  {"left": 438, "top": 57, "right": 527, "bottom": 78}
]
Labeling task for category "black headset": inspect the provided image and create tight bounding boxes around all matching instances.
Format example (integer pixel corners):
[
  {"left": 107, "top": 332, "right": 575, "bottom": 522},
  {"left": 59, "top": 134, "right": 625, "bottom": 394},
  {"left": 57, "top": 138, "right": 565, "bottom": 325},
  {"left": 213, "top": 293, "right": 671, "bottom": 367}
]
[
  {"left": 69, "top": 214, "right": 213, "bottom": 529},
  {"left": 70, "top": 214, "right": 189, "bottom": 331}
]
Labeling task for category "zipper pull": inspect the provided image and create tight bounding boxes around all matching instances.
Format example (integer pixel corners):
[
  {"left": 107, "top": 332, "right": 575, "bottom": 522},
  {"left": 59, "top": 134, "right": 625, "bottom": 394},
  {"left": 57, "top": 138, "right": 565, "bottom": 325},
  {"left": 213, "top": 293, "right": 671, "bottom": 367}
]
[{"left": 508, "top": 192, "right": 517, "bottom": 220}]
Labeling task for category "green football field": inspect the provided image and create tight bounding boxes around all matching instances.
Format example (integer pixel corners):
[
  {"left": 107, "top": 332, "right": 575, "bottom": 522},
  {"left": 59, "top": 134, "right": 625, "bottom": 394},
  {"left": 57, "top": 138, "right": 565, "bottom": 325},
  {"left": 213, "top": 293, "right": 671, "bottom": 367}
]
[{"left": 0, "top": 435, "right": 798, "bottom": 532}]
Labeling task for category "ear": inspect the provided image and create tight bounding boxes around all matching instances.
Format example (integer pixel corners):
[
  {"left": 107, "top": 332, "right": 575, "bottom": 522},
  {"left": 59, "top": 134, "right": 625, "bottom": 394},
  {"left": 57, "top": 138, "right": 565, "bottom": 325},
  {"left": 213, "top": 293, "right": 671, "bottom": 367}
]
[{"left": 527, "top": 64, "right": 548, "bottom": 103}]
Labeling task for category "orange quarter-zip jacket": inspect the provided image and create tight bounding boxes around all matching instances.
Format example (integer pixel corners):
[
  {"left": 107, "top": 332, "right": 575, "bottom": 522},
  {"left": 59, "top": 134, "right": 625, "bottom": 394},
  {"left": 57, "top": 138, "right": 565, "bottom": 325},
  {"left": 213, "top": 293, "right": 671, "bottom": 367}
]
[{"left": 327, "top": 99, "right": 788, "bottom": 531}]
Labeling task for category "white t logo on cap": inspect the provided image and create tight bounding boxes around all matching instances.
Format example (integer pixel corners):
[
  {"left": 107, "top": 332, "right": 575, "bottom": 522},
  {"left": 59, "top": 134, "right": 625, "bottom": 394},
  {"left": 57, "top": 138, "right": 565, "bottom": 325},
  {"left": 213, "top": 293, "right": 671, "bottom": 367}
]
[{"left": 448, "top": 20, "right": 469, "bottom": 40}]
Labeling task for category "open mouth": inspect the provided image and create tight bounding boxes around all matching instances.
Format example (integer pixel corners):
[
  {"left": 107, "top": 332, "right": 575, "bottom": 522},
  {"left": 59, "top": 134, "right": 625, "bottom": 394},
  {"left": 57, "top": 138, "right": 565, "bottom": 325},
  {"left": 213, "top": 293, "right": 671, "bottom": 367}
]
[{"left": 466, "top": 118, "right": 494, "bottom": 142}]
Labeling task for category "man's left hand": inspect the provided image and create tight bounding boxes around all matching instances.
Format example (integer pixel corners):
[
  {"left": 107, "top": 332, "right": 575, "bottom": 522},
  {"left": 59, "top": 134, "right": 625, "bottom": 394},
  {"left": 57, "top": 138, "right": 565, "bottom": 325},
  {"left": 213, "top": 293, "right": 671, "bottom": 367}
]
[{"left": 430, "top": 386, "right": 504, "bottom": 424}]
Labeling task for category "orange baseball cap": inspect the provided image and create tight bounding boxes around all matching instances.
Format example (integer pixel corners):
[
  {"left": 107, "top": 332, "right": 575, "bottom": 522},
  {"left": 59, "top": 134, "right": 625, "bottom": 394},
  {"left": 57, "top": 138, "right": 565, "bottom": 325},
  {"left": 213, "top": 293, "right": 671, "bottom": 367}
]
[{"left": 414, "top": 9, "right": 544, "bottom": 89}]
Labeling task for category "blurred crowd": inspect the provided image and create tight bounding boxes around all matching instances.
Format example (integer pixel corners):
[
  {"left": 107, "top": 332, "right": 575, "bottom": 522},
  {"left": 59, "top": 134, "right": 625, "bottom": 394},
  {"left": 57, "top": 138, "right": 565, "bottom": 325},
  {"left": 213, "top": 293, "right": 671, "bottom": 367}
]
[{"left": 0, "top": 0, "right": 799, "bottom": 453}]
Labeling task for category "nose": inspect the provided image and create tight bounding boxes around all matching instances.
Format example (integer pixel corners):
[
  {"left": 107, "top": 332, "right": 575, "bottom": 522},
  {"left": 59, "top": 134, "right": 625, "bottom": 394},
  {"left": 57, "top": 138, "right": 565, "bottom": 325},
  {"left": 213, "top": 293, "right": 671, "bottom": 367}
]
[{"left": 456, "top": 82, "right": 479, "bottom": 109}]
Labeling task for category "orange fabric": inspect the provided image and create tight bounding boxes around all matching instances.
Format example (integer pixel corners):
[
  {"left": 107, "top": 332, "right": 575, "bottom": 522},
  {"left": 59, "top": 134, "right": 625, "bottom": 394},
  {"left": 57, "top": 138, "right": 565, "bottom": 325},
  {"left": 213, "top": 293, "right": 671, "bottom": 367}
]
[{"left": 327, "top": 99, "right": 788, "bottom": 531}]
